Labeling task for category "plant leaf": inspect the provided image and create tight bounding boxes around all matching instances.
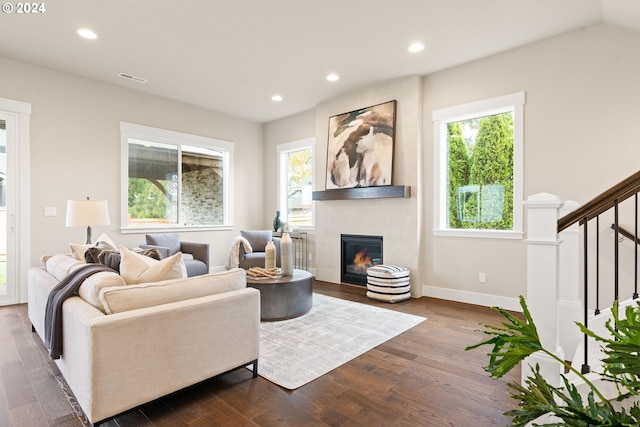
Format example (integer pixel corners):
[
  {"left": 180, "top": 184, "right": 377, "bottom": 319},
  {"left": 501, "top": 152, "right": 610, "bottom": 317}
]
[{"left": 466, "top": 295, "right": 542, "bottom": 378}]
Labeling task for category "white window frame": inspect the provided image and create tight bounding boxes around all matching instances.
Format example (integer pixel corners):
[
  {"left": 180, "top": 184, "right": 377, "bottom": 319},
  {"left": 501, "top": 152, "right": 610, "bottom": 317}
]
[
  {"left": 432, "top": 91, "right": 525, "bottom": 239},
  {"left": 276, "top": 137, "right": 315, "bottom": 230},
  {"left": 120, "top": 122, "right": 234, "bottom": 233}
]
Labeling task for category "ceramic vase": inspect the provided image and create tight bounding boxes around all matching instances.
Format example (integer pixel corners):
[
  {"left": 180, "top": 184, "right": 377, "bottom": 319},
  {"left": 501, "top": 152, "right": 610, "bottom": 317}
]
[
  {"left": 273, "top": 211, "right": 284, "bottom": 232},
  {"left": 265, "top": 240, "right": 276, "bottom": 269},
  {"left": 280, "top": 232, "right": 293, "bottom": 276}
]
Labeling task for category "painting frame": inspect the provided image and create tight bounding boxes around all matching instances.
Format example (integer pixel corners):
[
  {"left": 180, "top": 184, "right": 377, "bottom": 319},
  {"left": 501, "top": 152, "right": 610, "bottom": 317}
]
[{"left": 325, "top": 100, "right": 397, "bottom": 190}]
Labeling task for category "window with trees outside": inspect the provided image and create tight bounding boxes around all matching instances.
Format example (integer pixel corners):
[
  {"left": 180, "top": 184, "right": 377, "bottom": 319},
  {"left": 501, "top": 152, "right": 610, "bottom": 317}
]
[
  {"left": 120, "top": 122, "right": 234, "bottom": 231},
  {"left": 277, "top": 137, "right": 314, "bottom": 229},
  {"left": 433, "top": 92, "right": 524, "bottom": 239}
]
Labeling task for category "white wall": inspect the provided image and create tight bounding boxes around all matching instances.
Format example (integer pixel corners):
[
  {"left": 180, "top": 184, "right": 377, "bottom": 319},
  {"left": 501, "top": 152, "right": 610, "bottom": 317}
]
[
  {"left": 262, "top": 109, "right": 316, "bottom": 226},
  {"left": 422, "top": 23, "right": 640, "bottom": 307},
  {"left": 0, "top": 56, "right": 263, "bottom": 269},
  {"left": 265, "top": 23, "right": 640, "bottom": 308}
]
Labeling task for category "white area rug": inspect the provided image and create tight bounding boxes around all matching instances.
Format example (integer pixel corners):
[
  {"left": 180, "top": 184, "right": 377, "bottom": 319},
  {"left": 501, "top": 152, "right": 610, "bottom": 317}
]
[{"left": 254, "top": 293, "right": 426, "bottom": 390}]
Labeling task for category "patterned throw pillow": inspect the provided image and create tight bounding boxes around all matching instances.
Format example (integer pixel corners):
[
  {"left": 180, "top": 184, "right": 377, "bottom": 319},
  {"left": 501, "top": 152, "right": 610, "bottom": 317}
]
[{"left": 85, "top": 246, "right": 162, "bottom": 273}]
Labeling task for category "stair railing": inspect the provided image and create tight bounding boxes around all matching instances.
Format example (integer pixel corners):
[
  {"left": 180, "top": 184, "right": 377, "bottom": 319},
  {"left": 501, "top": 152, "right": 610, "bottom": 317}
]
[{"left": 557, "top": 170, "right": 640, "bottom": 374}]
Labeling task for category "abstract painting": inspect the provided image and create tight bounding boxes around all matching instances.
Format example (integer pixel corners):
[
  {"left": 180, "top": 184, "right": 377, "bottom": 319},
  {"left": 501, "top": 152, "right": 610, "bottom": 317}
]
[{"left": 325, "top": 100, "right": 396, "bottom": 189}]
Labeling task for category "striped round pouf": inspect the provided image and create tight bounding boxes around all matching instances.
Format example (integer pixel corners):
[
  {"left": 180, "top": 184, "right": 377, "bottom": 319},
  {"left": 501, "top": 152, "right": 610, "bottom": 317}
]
[{"left": 366, "top": 265, "right": 410, "bottom": 303}]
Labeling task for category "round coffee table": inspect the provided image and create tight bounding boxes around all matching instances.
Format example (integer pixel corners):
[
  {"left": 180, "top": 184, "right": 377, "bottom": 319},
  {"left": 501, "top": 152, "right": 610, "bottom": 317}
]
[{"left": 246, "top": 269, "right": 313, "bottom": 321}]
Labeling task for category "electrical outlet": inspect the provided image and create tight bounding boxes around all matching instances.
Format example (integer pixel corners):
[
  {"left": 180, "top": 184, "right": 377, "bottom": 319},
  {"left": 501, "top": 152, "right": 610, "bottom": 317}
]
[{"left": 479, "top": 272, "right": 486, "bottom": 283}]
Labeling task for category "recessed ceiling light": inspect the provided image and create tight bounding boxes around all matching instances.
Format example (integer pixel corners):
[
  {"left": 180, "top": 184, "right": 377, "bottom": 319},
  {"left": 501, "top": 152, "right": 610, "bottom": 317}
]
[
  {"left": 326, "top": 73, "right": 340, "bottom": 82},
  {"left": 408, "top": 42, "right": 424, "bottom": 53},
  {"left": 77, "top": 28, "right": 97, "bottom": 40},
  {"left": 272, "top": 95, "right": 283, "bottom": 102}
]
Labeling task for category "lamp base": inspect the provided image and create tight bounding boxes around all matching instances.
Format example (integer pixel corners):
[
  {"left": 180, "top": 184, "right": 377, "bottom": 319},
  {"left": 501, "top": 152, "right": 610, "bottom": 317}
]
[{"left": 85, "top": 226, "right": 92, "bottom": 244}]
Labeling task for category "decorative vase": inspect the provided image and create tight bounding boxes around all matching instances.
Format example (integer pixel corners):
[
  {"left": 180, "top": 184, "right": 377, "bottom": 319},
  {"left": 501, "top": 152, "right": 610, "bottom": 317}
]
[
  {"left": 280, "top": 232, "right": 294, "bottom": 276},
  {"left": 273, "top": 211, "right": 284, "bottom": 232},
  {"left": 265, "top": 240, "right": 276, "bottom": 269}
]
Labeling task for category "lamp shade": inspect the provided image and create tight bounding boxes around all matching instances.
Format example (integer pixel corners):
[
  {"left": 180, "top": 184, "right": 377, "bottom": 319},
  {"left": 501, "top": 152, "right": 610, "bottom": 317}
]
[{"left": 65, "top": 199, "right": 110, "bottom": 227}]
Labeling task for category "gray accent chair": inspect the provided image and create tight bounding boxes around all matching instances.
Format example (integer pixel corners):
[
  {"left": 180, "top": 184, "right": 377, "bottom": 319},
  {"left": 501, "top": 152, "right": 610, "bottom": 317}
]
[
  {"left": 238, "top": 230, "right": 281, "bottom": 269},
  {"left": 140, "top": 233, "right": 210, "bottom": 277}
]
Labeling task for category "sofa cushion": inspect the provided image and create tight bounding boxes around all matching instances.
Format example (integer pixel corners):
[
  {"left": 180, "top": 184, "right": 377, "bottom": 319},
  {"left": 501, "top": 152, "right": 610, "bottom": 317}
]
[
  {"left": 119, "top": 246, "right": 186, "bottom": 285},
  {"left": 44, "top": 254, "right": 85, "bottom": 281},
  {"left": 240, "top": 230, "right": 272, "bottom": 252},
  {"left": 146, "top": 233, "right": 181, "bottom": 256},
  {"left": 77, "top": 271, "right": 127, "bottom": 313},
  {"left": 99, "top": 268, "right": 247, "bottom": 314}
]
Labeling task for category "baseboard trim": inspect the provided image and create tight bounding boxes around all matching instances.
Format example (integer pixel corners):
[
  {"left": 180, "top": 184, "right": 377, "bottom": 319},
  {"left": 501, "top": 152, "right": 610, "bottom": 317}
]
[{"left": 423, "top": 285, "right": 522, "bottom": 312}]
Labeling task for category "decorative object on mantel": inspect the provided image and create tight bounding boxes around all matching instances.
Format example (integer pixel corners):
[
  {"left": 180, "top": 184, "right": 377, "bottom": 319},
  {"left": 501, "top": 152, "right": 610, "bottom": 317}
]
[
  {"left": 325, "top": 100, "right": 397, "bottom": 190},
  {"left": 280, "top": 231, "right": 293, "bottom": 276},
  {"left": 265, "top": 240, "right": 276, "bottom": 269},
  {"left": 312, "top": 185, "right": 410, "bottom": 200},
  {"left": 272, "top": 210, "right": 284, "bottom": 232}
]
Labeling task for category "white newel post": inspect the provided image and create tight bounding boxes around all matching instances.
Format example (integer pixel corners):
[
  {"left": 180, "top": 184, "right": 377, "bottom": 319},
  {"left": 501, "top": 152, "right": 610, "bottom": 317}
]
[
  {"left": 523, "top": 193, "right": 564, "bottom": 387},
  {"left": 557, "top": 200, "right": 583, "bottom": 363}
]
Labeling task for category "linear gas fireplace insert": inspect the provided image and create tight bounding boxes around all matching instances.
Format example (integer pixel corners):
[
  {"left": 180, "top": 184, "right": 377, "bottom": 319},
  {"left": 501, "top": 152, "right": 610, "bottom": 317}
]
[{"left": 340, "top": 234, "right": 383, "bottom": 286}]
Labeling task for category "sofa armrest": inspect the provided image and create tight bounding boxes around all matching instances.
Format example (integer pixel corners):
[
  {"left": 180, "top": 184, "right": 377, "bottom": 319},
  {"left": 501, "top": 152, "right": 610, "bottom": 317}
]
[
  {"left": 58, "top": 288, "right": 260, "bottom": 424},
  {"left": 180, "top": 241, "right": 210, "bottom": 268},
  {"left": 139, "top": 244, "right": 171, "bottom": 258}
]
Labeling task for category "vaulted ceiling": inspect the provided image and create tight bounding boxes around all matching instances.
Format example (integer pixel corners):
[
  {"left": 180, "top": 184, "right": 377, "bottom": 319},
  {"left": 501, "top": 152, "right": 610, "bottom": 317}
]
[{"left": 0, "top": 0, "right": 638, "bottom": 123}]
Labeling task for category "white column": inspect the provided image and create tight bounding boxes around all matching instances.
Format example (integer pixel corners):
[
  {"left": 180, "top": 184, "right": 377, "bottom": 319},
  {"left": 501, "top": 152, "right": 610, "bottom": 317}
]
[{"left": 523, "top": 193, "right": 564, "bottom": 386}]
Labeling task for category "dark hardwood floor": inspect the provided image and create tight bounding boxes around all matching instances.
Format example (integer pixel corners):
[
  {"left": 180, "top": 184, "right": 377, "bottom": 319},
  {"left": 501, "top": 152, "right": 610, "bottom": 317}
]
[{"left": 0, "top": 281, "right": 520, "bottom": 426}]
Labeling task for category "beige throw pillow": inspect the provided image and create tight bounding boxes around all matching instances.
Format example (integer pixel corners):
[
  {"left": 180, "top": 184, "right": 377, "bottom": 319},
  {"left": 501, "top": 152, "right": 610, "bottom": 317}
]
[
  {"left": 69, "top": 243, "right": 92, "bottom": 261},
  {"left": 119, "top": 245, "right": 187, "bottom": 285},
  {"left": 95, "top": 232, "right": 117, "bottom": 249}
]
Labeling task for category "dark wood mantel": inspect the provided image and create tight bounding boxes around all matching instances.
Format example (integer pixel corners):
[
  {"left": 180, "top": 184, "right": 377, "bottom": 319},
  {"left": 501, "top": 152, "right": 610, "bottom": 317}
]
[{"left": 312, "top": 185, "right": 411, "bottom": 201}]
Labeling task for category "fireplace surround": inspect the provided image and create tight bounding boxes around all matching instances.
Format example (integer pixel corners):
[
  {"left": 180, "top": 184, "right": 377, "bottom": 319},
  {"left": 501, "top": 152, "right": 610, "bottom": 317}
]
[{"left": 340, "top": 234, "right": 383, "bottom": 285}]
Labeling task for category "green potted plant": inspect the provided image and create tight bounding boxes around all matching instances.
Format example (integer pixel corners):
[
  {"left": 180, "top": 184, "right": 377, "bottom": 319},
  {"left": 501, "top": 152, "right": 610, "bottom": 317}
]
[{"left": 466, "top": 296, "right": 640, "bottom": 426}]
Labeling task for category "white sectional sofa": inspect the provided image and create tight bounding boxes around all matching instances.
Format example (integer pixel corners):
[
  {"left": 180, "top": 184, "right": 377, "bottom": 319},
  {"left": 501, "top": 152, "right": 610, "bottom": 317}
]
[{"left": 27, "top": 252, "right": 260, "bottom": 426}]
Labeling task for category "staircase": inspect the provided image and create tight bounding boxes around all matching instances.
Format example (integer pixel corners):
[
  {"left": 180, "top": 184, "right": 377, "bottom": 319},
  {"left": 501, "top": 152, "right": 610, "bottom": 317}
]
[{"left": 524, "top": 170, "right": 640, "bottom": 399}]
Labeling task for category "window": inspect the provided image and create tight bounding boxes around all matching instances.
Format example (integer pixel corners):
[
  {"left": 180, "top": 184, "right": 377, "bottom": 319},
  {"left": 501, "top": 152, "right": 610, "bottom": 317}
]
[
  {"left": 433, "top": 92, "right": 524, "bottom": 238},
  {"left": 120, "top": 122, "right": 233, "bottom": 231},
  {"left": 277, "top": 137, "right": 314, "bottom": 229}
]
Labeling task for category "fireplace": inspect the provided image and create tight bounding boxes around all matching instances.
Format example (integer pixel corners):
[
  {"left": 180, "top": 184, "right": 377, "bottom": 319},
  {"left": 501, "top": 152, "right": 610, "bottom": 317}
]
[{"left": 341, "top": 234, "right": 383, "bottom": 285}]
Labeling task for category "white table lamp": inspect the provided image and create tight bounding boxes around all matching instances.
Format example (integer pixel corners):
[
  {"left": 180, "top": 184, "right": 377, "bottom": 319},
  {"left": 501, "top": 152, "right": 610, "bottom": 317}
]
[{"left": 66, "top": 197, "right": 110, "bottom": 244}]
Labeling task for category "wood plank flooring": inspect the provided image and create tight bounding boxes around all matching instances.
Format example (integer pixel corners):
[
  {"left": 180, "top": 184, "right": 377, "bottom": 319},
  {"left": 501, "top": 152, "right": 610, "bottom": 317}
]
[{"left": 0, "top": 281, "right": 521, "bottom": 426}]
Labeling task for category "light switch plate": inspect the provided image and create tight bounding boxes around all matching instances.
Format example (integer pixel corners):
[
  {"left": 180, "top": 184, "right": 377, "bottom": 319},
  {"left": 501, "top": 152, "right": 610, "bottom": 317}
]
[{"left": 44, "top": 207, "right": 57, "bottom": 217}]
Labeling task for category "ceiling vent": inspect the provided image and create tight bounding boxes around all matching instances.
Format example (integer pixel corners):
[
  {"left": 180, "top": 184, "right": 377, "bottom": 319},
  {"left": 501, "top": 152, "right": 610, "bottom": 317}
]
[{"left": 118, "top": 72, "right": 148, "bottom": 84}]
